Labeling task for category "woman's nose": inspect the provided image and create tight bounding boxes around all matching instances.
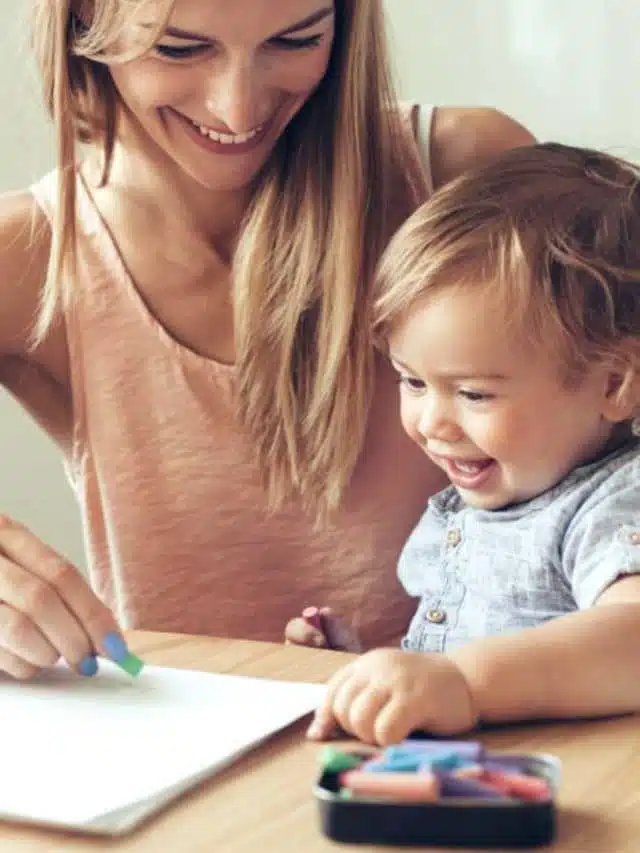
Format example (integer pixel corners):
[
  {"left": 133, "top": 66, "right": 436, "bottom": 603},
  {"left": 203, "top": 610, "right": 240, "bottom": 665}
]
[{"left": 203, "top": 57, "right": 265, "bottom": 133}]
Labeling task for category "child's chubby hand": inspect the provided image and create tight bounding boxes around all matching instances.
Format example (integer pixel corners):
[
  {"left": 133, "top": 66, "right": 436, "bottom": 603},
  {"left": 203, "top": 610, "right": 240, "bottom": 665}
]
[
  {"left": 306, "top": 648, "right": 477, "bottom": 746},
  {"left": 284, "top": 606, "right": 362, "bottom": 652}
]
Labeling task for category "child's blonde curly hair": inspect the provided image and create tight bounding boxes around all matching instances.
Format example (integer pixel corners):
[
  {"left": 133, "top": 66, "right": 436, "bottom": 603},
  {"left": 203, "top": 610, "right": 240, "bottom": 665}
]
[{"left": 374, "top": 143, "right": 640, "bottom": 425}]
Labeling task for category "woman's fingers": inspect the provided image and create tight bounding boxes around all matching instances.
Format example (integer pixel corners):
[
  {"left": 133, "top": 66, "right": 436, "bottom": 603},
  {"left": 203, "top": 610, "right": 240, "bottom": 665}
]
[
  {"left": 0, "top": 643, "right": 43, "bottom": 680},
  {"left": 0, "top": 552, "right": 95, "bottom": 668},
  {"left": 0, "top": 516, "right": 120, "bottom": 673},
  {"left": 0, "top": 601, "right": 60, "bottom": 669}
]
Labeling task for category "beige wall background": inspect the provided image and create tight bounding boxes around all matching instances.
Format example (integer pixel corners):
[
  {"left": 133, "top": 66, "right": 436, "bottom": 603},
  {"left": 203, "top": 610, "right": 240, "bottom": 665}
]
[
  {"left": 1, "top": 1, "right": 639, "bottom": 568},
  {"left": 386, "top": 0, "right": 640, "bottom": 162},
  {"left": 0, "top": 3, "right": 83, "bottom": 565}
]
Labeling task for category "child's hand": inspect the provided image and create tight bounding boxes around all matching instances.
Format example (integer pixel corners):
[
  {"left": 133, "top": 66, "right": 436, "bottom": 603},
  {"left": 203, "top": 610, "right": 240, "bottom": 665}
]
[
  {"left": 284, "top": 606, "right": 362, "bottom": 652},
  {"left": 285, "top": 608, "right": 328, "bottom": 648},
  {"left": 306, "top": 648, "right": 477, "bottom": 745}
]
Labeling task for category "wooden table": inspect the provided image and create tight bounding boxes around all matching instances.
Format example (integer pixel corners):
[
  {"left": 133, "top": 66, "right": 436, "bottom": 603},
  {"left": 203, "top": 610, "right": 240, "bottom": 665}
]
[{"left": 1, "top": 631, "right": 639, "bottom": 852}]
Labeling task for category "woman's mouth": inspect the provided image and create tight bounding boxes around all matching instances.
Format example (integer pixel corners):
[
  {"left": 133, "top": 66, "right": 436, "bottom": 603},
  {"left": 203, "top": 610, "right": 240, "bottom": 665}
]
[
  {"left": 168, "top": 108, "right": 272, "bottom": 155},
  {"left": 187, "top": 117, "right": 266, "bottom": 145}
]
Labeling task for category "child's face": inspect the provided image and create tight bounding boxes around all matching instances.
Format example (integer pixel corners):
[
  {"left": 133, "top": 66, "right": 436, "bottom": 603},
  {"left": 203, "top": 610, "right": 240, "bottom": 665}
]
[
  {"left": 108, "top": 0, "right": 335, "bottom": 192},
  {"left": 388, "top": 286, "right": 618, "bottom": 510}
]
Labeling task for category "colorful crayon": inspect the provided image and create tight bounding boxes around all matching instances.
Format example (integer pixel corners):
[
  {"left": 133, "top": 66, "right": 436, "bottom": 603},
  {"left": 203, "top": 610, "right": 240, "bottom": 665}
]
[
  {"left": 302, "top": 606, "right": 324, "bottom": 633},
  {"left": 322, "top": 741, "right": 553, "bottom": 804},
  {"left": 340, "top": 770, "right": 439, "bottom": 803}
]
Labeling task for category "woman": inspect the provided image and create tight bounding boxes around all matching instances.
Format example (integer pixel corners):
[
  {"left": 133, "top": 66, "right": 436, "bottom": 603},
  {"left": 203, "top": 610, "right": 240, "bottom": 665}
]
[{"left": 0, "top": 0, "right": 533, "bottom": 678}]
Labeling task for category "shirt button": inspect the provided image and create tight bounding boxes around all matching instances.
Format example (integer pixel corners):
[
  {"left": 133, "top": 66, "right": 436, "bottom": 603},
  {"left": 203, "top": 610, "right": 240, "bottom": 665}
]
[
  {"left": 426, "top": 608, "right": 447, "bottom": 624},
  {"left": 630, "top": 532, "right": 640, "bottom": 545},
  {"left": 447, "top": 529, "right": 461, "bottom": 547}
]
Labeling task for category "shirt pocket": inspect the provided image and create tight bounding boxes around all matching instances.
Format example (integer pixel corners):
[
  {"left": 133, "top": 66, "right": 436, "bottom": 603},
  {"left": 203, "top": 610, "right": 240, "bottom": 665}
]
[{"left": 397, "top": 515, "right": 447, "bottom": 598}]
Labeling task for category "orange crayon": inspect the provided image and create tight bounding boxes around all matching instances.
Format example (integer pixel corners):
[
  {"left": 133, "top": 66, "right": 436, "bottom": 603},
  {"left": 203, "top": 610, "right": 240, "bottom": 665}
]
[{"left": 340, "top": 770, "right": 439, "bottom": 803}]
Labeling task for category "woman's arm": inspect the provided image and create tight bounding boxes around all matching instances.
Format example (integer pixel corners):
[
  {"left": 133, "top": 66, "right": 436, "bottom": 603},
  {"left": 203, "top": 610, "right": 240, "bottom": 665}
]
[
  {"left": 0, "top": 190, "right": 72, "bottom": 448},
  {"left": 0, "top": 191, "right": 123, "bottom": 680},
  {"left": 430, "top": 107, "right": 536, "bottom": 189}
]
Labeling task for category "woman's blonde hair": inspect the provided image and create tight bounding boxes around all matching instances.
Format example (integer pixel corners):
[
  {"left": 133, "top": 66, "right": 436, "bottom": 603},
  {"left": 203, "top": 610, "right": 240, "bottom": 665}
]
[
  {"left": 31, "top": 0, "right": 426, "bottom": 519},
  {"left": 374, "top": 143, "right": 640, "bottom": 389}
]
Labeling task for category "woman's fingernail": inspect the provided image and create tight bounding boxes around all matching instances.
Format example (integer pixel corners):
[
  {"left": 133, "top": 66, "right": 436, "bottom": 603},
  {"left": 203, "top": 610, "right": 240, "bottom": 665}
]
[
  {"left": 103, "top": 631, "right": 129, "bottom": 663},
  {"left": 78, "top": 655, "right": 98, "bottom": 677}
]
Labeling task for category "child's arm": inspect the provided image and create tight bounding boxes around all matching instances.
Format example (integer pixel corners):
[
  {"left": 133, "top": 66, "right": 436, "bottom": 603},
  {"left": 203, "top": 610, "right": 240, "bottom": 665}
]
[
  {"left": 307, "top": 585, "right": 640, "bottom": 745},
  {"left": 308, "top": 462, "right": 640, "bottom": 744},
  {"left": 449, "top": 576, "right": 640, "bottom": 725},
  {"left": 468, "top": 462, "right": 640, "bottom": 724}
]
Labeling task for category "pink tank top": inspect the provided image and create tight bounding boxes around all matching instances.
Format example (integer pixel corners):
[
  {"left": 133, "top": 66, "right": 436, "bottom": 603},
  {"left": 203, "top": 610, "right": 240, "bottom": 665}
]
[{"left": 31, "top": 105, "right": 439, "bottom": 649}]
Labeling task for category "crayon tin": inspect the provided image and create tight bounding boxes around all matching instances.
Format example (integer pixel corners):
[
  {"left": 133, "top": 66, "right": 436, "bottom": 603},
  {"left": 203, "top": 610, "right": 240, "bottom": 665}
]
[{"left": 313, "top": 751, "right": 560, "bottom": 848}]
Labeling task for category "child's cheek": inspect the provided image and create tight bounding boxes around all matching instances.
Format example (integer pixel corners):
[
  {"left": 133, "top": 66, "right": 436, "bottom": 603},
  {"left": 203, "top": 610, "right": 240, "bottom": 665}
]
[{"left": 399, "top": 396, "right": 422, "bottom": 446}]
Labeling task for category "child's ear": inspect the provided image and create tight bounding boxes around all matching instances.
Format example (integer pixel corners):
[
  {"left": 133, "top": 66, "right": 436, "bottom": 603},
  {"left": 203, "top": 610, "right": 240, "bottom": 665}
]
[{"left": 600, "top": 348, "right": 640, "bottom": 424}]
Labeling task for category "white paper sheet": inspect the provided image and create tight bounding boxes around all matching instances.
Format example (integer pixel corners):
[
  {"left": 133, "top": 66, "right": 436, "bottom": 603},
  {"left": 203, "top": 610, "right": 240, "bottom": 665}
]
[{"left": 0, "top": 662, "right": 324, "bottom": 831}]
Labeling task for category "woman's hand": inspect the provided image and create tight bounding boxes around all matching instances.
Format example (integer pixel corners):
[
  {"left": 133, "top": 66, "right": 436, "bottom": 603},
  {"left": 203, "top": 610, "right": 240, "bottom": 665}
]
[
  {"left": 0, "top": 514, "right": 124, "bottom": 679},
  {"left": 284, "top": 606, "right": 362, "bottom": 652},
  {"left": 307, "top": 648, "right": 477, "bottom": 745}
]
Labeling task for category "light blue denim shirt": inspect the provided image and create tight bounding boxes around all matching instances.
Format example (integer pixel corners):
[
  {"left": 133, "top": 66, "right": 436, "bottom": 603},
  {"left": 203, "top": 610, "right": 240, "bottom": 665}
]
[{"left": 399, "top": 438, "right": 640, "bottom": 653}]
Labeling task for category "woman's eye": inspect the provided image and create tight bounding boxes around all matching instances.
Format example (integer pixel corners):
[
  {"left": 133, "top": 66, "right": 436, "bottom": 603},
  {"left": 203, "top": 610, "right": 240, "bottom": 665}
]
[
  {"left": 154, "top": 33, "right": 323, "bottom": 61},
  {"left": 397, "top": 375, "right": 425, "bottom": 393},
  {"left": 269, "top": 34, "right": 323, "bottom": 50},
  {"left": 154, "top": 43, "right": 210, "bottom": 60}
]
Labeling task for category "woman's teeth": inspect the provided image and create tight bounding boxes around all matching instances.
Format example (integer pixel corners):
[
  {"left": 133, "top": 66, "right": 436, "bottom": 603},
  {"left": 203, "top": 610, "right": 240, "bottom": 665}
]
[{"left": 190, "top": 118, "right": 264, "bottom": 145}]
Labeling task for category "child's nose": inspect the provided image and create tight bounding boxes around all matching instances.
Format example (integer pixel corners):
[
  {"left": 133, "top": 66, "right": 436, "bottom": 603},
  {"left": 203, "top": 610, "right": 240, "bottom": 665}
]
[{"left": 417, "top": 400, "right": 463, "bottom": 443}]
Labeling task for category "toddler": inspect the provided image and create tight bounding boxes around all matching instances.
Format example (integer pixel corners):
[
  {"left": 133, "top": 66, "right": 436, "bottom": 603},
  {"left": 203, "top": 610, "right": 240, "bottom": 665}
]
[{"left": 287, "top": 143, "right": 640, "bottom": 745}]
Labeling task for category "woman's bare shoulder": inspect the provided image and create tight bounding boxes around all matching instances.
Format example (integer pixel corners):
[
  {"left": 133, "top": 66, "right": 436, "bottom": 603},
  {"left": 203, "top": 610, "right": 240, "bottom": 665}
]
[{"left": 430, "top": 106, "right": 536, "bottom": 189}]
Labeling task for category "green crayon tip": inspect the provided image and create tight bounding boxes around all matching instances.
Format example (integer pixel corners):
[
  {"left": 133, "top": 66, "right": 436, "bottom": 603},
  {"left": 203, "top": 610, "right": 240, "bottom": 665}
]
[
  {"left": 320, "top": 746, "right": 363, "bottom": 773},
  {"left": 116, "top": 652, "right": 145, "bottom": 677}
]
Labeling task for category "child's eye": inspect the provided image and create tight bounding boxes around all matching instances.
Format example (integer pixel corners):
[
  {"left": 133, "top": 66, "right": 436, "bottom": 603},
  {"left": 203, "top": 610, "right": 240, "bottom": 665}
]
[
  {"left": 268, "top": 34, "right": 323, "bottom": 50},
  {"left": 154, "top": 43, "right": 210, "bottom": 60},
  {"left": 459, "top": 389, "right": 493, "bottom": 402}
]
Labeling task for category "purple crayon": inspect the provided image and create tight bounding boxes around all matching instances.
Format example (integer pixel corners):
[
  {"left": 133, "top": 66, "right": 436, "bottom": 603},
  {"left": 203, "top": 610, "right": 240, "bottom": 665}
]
[{"left": 437, "top": 773, "right": 509, "bottom": 800}]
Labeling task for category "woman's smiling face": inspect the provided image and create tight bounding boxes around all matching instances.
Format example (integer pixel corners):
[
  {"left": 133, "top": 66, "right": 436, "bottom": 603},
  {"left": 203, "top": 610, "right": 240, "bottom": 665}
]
[{"left": 109, "top": 0, "right": 336, "bottom": 190}]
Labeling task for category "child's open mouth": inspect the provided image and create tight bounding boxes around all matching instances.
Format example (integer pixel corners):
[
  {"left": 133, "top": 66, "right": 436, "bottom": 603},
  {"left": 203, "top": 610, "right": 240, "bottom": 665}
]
[{"left": 436, "top": 456, "right": 495, "bottom": 490}]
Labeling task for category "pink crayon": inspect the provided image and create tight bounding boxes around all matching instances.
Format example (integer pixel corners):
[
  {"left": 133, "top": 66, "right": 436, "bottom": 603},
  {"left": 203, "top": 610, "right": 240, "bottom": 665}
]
[
  {"left": 456, "top": 767, "right": 551, "bottom": 802},
  {"left": 481, "top": 769, "right": 551, "bottom": 802},
  {"left": 302, "top": 606, "right": 325, "bottom": 632}
]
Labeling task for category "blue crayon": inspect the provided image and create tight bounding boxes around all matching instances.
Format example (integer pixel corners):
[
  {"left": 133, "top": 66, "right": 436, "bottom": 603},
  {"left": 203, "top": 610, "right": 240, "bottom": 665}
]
[
  {"left": 418, "top": 752, "right": 467, "bottom": 773},
  {"left": 363, "top": 746, "right": 475, "bottom": 774},
  {"left": 362, "top": 755, "right": 423, "bottom": 773},
  {"left": 394, "top": 740, "right": 485, "bottom": 762}
]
